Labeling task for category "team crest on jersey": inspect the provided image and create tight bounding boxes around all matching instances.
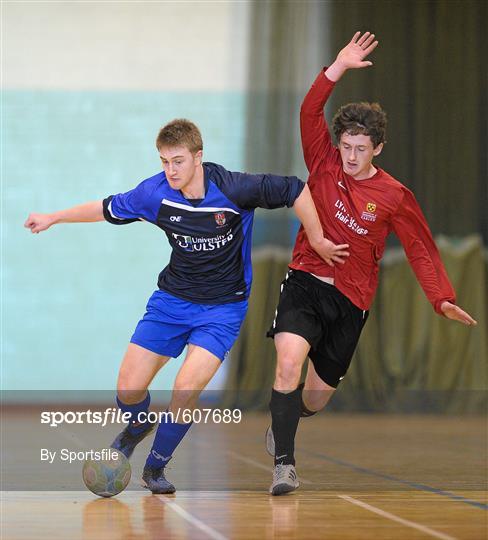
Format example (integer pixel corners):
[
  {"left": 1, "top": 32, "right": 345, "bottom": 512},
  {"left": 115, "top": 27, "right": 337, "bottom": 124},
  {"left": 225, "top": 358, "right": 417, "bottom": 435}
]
[
  {"left": 366, "top": 202, "right": 376, "bottom": 213},
  {"left": 361, "top": 202, "right": 377, "bottom": 222},
  {"left": 214, "top": 212, "right": 226, "bottom": 226}
]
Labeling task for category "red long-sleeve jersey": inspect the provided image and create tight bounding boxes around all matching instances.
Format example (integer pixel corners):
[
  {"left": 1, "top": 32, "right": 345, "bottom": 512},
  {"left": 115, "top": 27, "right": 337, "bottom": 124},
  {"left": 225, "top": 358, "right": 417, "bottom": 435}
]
[{"left": 290, "top": 70, "right": 456, "bottom": 314}]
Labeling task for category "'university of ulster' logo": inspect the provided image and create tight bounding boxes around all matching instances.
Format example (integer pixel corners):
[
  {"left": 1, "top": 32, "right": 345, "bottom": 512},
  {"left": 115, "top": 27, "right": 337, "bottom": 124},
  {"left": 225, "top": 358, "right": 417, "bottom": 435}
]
[{"left": 214, "top": 212, "right": 226, "bottom": 226}]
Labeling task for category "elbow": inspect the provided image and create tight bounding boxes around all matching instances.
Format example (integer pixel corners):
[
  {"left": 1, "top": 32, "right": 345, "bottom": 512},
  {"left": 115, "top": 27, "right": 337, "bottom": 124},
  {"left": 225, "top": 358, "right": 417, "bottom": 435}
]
[
  {"left": 292, "top": 183, "right": 308, "bottom": 207},
  {"left": 300, "top": 104, "right": 310, "bottom": 122},
  {"left": 300, "top": 100, "right": 311, "bottom": 119}
]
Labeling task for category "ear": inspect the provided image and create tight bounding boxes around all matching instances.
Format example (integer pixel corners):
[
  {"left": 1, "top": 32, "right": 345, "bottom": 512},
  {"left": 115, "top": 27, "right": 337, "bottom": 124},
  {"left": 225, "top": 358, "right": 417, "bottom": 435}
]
[
  {"left": 373, "top": 142, "right": 384, "bottom": 157},
  {"left": 194, "top": 150, "right": 203, "bottom": 165}
]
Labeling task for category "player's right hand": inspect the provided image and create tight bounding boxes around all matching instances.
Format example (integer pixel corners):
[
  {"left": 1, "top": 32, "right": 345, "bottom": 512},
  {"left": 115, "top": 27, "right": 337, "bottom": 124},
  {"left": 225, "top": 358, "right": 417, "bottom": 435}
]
[
  {"left": 24, "top": 213, "right": 55, "bottom": 234},
  {"left": 325, "top": 31, "right": 379, "bottom": 82},
  {"left": 312, "top": 238, "right": 350, "bottom": 267},
  {"left": 336, "top": 31, "right": 378, "bottom": 70}
]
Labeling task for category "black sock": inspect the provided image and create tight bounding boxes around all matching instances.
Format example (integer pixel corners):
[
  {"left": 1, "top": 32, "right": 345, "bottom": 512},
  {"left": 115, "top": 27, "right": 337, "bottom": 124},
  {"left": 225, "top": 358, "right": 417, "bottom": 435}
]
[
  {"left": 297, "top": 382, "right": 318, "bottom": 418},
  {"left": 269, "top": 387, "right": 301, "bottom": 466}
]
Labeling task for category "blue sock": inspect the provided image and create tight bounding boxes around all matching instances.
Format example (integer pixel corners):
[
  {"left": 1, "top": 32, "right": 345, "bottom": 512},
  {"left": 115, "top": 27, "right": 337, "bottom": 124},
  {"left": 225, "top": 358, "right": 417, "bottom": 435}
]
[
  {"left": 146, "top": 416, "right": 192, "bottom": 469},
  {"left": 116, "top": 392, "right": 151, "bottom": 435}
]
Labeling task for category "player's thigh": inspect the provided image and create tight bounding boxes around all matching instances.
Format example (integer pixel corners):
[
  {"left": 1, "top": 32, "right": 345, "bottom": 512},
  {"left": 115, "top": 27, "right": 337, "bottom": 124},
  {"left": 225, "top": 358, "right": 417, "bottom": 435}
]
[
  {"left": 117, "top": 343, "right": 170, "bottom": 393},
  {"left": 170, "top": 345, "right": 221, "bottom": 411},
  {"left": 309, "top": 303, "right": 368, "bottom": 389},
  {"left": 268, "top": 270, "right": 323, "bottom": 351},
  {"left": 303, "top": 359, "right": 336, "bottom": 411},
  {"left": 175, "top": 344, "right": 221, "bottom": 390},
  {"left": 275, "top": 332, "right": 311, "bottom": 366},
  {"left": 130, "top": 290, "right": 193, "bottom": 359},
  {"left": 274, "top": 332, "right": 311, "bottom": 390},
  {"left": 188, "top": 300, "right": 248, "bottom": 363}
]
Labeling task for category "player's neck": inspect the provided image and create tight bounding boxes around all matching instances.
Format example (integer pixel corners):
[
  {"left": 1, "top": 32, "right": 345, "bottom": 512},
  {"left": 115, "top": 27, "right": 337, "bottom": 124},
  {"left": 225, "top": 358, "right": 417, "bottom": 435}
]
[
  {"left": 181, "top": 165, "right": 205, "bottom": 199},
  {"left": 350, "top": 164, "right": 377, "bottom": 181}
]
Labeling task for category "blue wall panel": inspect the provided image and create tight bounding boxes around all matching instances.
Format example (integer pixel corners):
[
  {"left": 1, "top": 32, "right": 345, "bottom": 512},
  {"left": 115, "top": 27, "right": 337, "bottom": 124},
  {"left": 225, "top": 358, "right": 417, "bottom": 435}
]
[{"left": 4, "top": 90, "right": 245, "bottom": 390}]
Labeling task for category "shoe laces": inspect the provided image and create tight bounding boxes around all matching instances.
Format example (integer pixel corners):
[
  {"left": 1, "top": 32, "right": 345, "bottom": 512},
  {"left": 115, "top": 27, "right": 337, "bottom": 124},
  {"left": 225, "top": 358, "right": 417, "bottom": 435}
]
[
  {"left": 274, "top": 464, "right": 289, "bottom": 481},
  {"left": 151, "top": 465, "right": 172, "bottom": 480}
]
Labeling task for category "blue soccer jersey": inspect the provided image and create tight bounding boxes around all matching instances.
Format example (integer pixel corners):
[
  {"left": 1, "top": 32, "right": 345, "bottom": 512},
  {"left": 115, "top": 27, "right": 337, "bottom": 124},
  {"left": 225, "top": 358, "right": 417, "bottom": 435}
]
[{"left": 102, "top": 162, "right": 304, "bottom": 304}]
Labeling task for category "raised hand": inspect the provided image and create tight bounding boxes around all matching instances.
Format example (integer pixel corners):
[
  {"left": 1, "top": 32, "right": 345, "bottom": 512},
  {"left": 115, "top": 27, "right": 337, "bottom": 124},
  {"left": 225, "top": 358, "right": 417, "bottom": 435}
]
[
  {"left": 325, "top": 31, "right": 379, "bottom": 82},
  {"left": 440, "top": 301, "right": 477, "bottom": 326},
  {"left": 336, "top": 31, "right": 379, "bottom": 70}
]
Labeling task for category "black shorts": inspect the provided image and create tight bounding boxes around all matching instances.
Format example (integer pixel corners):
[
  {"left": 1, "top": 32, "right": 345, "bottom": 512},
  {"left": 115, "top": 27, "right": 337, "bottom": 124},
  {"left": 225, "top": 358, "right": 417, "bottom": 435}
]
[{"left": 267, "top": 269, "right": 368, "bottom": 388}]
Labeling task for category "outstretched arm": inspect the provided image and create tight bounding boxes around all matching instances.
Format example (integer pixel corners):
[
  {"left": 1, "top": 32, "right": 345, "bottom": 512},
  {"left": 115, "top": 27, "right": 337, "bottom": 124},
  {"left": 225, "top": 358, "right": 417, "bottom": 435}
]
[
  {"left": 24, "top": 201, "right": 104, "bottom": 234},
  {"left": 440, "top": 301, "right": 477, "bottom": 326},
  {"left": 392, "top": 189, "right": 477, "bottom": 326},
  {"left": 325, "top": 31, "right": 378, "bottom": 82},
  {"left": 293, "top": 185, "right": 349, "bottom": 266}
]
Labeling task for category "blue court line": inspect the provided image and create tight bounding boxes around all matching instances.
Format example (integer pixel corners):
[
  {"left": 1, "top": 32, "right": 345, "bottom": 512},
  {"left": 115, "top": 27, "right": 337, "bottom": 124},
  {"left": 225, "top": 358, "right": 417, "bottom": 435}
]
[{"left": 298, "top": 447, "right": 487, "bottom": 510}]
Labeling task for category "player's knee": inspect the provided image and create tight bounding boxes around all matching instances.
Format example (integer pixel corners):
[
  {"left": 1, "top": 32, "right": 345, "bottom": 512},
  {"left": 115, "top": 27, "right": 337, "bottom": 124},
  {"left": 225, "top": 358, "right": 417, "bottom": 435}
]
[
  {"left": 171, "top": 378, "right": 200, "bottom": 407},
  {"left": 116, "top": 372, "right": 147, "bottom": 404},
  {"left": 275, "top": 355, "right": 302, "bottom": 389},
  {"left": 173, "top": 375, "right": 196, "bottom": 392},
  {"left": 303, "top": 390, "right": 334, "bottom": 412}
]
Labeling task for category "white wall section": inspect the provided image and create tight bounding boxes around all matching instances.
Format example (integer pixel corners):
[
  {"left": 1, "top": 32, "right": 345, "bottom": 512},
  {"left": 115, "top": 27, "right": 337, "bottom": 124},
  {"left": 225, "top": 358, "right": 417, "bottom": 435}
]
[{"left": 4, "top": 1, "right": 250, "bottom": 91}]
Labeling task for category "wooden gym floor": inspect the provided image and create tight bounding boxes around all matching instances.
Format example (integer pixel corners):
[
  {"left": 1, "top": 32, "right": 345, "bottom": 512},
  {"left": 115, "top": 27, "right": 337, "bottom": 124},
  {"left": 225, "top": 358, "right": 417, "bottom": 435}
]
[{"left": 2, "top": 410, "right": 487, "bottom": 539}]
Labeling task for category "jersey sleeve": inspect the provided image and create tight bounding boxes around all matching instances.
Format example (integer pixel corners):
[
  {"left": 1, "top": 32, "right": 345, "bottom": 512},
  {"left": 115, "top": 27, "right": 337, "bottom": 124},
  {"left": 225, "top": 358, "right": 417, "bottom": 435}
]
[
  {"left": 300, "top": 69, "right": 338, "bottom": 174},
  {"left": 102, "top": 177, "right": 160, "bottom": 225},
  {"left": 225, "top": 171, "right": 305, "bottom": 210},
  {"left": 391, "top": 188, "right": 456, "bottom": 315}
]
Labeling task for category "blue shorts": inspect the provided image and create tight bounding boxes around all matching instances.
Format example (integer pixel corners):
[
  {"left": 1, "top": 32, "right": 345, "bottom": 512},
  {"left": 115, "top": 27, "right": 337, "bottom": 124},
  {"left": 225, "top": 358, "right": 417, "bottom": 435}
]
[{"left": 130, "top": 290, "right": 248, "bottom": 361}]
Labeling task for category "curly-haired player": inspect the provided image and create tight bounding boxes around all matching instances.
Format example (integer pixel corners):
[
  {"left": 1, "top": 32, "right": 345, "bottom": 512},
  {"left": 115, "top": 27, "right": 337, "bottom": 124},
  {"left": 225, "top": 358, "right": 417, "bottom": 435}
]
[{"left": 266, "top": 32, "right": 477, "bottom": 496}]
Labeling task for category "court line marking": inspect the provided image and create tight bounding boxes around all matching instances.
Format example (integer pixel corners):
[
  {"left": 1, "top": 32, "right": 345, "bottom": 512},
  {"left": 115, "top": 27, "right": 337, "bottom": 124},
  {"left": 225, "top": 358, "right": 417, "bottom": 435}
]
[
  {"left": 227, "top": 450, "right": 314, "bottom": 485},
  {"left": 339, "top": 495, "right": 457, "bottom": 540},
  {"left": 158, "top": 496, "right": 229, "bottom": 540},
  {"left": 58, "top": 427, "right": 229, "bottom": 539},
  {"left": 299, "top": 448, "right": 488, "bottom": 510},
  {"left": 52, "top": 426, "right": 485, "bottom": 509},
  {"left": 56, "top": 427, "right": 231, "bottom": 539}
]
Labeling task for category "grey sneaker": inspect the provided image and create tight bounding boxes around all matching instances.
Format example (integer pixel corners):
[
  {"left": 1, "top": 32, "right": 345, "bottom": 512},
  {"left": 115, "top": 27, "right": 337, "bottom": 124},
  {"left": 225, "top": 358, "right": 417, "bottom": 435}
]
[
  {"left": 142, "top": 465, "right": 176, "bottom": 494},
  {"left": 110, "top": 421, "right": 157, "bottom": 459},
  {"left": 265, "top": 425, "right": 275, "bottom": 457},
  {"left": 269, "top": 464, "right": 299, "bottom": 496}
]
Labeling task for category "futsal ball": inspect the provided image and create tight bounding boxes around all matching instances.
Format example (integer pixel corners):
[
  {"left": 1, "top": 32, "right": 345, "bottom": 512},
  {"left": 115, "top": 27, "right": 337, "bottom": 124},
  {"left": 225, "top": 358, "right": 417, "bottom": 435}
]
[{"left": 82, "top": 449, "right": 131, "bottom": 498}]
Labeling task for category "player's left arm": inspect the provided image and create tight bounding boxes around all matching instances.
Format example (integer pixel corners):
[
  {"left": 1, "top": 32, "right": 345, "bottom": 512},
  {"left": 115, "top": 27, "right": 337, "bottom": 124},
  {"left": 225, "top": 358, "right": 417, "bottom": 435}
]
[
  {"left": 439, "top": 301, "right": 477, "bottom": 325},
  {"left": 392, "top": 189, "right": 477, "bottom": 326},
  {"left": 293, "top": 184, "right": 349, "bottom": 266},
  {"left": 224, "top": 169, "right": 348, "bottom": 266}
]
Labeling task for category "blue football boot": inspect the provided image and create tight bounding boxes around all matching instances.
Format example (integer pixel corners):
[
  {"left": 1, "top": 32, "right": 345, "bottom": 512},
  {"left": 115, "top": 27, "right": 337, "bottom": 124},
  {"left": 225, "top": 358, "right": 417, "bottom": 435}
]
[{"left": 110, "top": 421, "right": 157, "bottom": 459}]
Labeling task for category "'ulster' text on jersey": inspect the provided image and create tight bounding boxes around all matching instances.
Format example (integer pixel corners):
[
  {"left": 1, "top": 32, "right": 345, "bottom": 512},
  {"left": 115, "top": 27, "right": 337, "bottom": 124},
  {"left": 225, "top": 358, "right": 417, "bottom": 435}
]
[{"left": 103, "top": 162, "right": 304, "bottom": 304}]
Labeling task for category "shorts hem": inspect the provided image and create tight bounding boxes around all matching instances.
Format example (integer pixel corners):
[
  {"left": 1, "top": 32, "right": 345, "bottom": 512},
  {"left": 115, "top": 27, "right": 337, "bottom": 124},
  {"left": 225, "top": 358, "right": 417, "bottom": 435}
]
[
  {"left": 266, "top": 327, "right": 315, "bottom": 348},
  {"left": 129, "top": 338, "right": 180, "bottom": 358},
  {"left": 187, "top": 341, "right": 227, "bottom": 362}
]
